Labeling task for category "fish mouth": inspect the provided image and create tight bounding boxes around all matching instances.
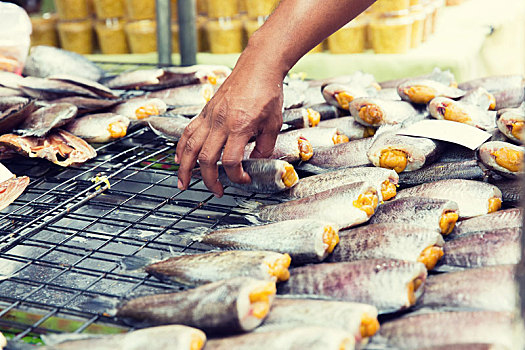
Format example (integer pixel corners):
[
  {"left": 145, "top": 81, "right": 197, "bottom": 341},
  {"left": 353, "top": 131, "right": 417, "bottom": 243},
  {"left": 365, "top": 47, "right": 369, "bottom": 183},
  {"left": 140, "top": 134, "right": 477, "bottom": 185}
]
[
  {"left": 248, "top": 282, "right": 276, "bottom": 319},
  {"left": 107, "top": 121, "right": 128, "bottom": 139},
  {"left": 332, "top": 133, "right": 349, "bottom": 145},
  {"left": 488, "top": 196, "right": 502, "bottom": 213},
  {"left": 417, "top": 245, "right": 444, "bottom": 270},
  {"left": 407, "top": 275, "right": 425, "bottom": 306},
  {"left": 491, "top": 147, "right": 523, "bottom": 173},
  {"left": 281, "top": 163, "right": 299, "bottom": 188},
  {"left": 306, "top": 108, "right": 320, "bottom": 127},
  {"left": 323, "top": 225, "right": 340, "bottom": 254},
  {"left": 380, "top": 180, "right": 397, "bottom": 201},
  {"left": 265, "top": 254, "right": 291, "bottom": 282},
  {"left": 439, "top": 210, "right": 459, "bottom": 235},
  {"left": 135, "top": 104, "right": 160, "bottom": 120},
  {"left": 335, "top": 91, "right": 354, "bottom": 110},
  {"left": 438, "top": 102, "right": 471, "bottom": 124},
  {"left": 510, "top": 121, "right": 524, "bottom": 140},
  {"left": 403, "top": 85, "right": 437, "bottom": 104},
  {"left": 359, "top": 312, "right": 380, "bottom": 340},
  {"left": 352, "top": 189, "right": 379, "bottom": 217},
  {"left": 358, "top": 104, "right": 383, "bottom": 126},
  {"left": 190, "top": 333, "right": 205, "bottom": 350},
  {"left": 379, "top": 149, "right": 408, "bottom": 173},
  {"left": 297, "top": 136, "right": 313, "bottom": 161},
  {"left": 238, "top": 280, "right": 276, "bottom": 330}
]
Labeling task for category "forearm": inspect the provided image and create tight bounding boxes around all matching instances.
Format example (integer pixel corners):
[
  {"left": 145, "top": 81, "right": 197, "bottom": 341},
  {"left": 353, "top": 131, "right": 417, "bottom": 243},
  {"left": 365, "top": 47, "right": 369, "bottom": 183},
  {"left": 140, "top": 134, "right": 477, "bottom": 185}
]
[{"left": 238, "top": 0, "right": 376, "bottom": 79}]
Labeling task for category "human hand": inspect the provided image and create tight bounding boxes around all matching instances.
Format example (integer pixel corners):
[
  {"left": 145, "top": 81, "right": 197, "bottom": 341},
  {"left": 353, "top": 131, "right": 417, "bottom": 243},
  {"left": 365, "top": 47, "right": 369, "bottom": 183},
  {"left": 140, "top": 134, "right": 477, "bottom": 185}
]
[{"left": 174, "top": 61, "right": 284, "bottom": 197}]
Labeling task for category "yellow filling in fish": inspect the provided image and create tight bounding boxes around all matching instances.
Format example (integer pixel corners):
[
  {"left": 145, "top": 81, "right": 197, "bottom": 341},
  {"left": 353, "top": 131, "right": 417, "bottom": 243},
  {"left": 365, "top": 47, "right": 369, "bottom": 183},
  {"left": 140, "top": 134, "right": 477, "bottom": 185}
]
[
  {"left": 403, "top": 85, "right": 437, "bottom": 104},
  {"left": 335, "top": 91, "right": 354, "bottom": 110},
  {"left": 135, "top": 104, "right": 160, "bottom": 120},
  {"left": 249, "top": 282, "right": 276, "bottom": 319},
  {"left": 438, "top": 102, "right": 472, "bottom": 124},
  {"left": 323, "top": 225, "right": 340, "bottom": 254},
  {"left": 488, "top": 197, "right": 502, "bottom": 213},
  {"left": 333, "top": 134, "right": 350, "bottom": 145},
  {"left": 306, "top": 108, "right": 321, "bottom": 127},
  {"left": 266, "top": 254, "right": 291, "bottom": 282},
  {"left": 339, "top": 338, "right": 353, "bottom": 350},
  {"left": 487, "top": 93, "right": 496, "bottom": 110},
  {"left": 202, "top": 85, "right": 213, "bottom": 102},
  {"left": 379, "top": 149, "right": 408, "bottom": 173},
  {"left": 353, "top": 190, "right": 379, "bottom": 217},
  {"left": 298, "top": 136, "right": 314, "bottom": 161},
  {"left": 358, "top": 105, "right": 383, "bottom": 125},
  {"left": 449, "top": 81, "right": 458, "bottom": 88},
  {"left": 439, "top": 210, "right": 459, "bottom": 235},
  {"left": 407, "top": 277, "right": 424, "bottom": 306},
  {"left": 492, "top": 147, "right": 523, "bottom": 172},
  {"left": 417, "top": 245, "right": 444, "bottom": 270},
  {"left": 360, "top": 313, "right": 380, "bottom": 338},
  {"left": 281, "top": 164, "right": 299, "bottom": 188},
  {"left": 511, "top": 121, "right": 524, "bottom": 140},
  {"left": 380, "top": 180, "right": 397, "bottom": 201},
  {"left": 207, "top": 74, "right": 217, "bottom": 85},
  {"left": 364, "top": 127, "right": 376, "bottom": 138},
  {"left": 107, "top": 121, "right": 127, "bottom": 139},
  {"left": 190, "top": 334, "right": 205, "bottom": 350}
]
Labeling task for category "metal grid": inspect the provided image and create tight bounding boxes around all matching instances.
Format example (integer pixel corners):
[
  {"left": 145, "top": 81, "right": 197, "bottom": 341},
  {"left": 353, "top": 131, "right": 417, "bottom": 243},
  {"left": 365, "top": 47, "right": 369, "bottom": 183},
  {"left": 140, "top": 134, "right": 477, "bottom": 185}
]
[{"left": 0, "top": 64, "right": 280, "bottom": 341}]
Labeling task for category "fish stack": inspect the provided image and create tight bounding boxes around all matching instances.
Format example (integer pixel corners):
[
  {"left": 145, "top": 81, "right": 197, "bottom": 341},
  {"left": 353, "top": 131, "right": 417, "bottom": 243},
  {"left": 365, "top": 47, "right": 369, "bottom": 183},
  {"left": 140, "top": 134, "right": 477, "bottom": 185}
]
[{"left": 1, "top": 46, "right": 524, "bottom": 349}]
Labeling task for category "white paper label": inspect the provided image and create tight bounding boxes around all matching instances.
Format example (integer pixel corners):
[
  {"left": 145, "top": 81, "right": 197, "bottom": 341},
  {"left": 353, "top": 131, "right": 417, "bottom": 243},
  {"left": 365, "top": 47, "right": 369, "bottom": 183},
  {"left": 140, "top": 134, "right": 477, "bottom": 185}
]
[
  {"left": 0, "top": 163, "right": 14, "bottom": 183},
  {"left": 397, "top": 120, "right": 491, "bottom": 150}
]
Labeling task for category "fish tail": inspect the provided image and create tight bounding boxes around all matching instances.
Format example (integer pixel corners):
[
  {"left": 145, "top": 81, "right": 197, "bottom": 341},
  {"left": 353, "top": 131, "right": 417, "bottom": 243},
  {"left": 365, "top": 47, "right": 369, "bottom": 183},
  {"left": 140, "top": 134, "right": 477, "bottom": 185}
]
[
  {"left": 178, "top": 226, "right": 215, "bottom": 242},
  {"left": 41, "top": 333, "right": 100, "bottom": 346},
  {"left": 234, "top": 199, "right": 265, "bottom": 224},
  {"left": 5, "top": 340, "right": 36, "bottom": 350},
  {"left": 81, "top": 296, "right": 119, "bottom": 316},
  {"left": 120, "top": 255, "right": 156, "bottom": 271}
]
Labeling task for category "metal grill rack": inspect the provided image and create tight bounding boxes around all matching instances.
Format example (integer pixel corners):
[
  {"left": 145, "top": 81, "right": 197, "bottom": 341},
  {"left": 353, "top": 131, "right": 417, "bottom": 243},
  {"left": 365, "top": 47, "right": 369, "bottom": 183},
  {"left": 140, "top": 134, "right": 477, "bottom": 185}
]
[{"left": 0, "top": 63, "right": 281, "bottom": 342}]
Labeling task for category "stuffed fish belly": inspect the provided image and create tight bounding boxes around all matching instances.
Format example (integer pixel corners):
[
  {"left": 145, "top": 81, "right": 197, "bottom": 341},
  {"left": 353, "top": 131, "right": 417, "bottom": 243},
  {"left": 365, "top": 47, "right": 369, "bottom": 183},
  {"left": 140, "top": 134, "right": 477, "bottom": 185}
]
[
  {"left": 316, "top": 117, "right": 374, "bottom": 141},
  {"left": 278, "top": 259, "right": 427, "bottom": 313},
  {"left": 395, "top": 179, "right": 502, "bottom": 218},
  {"left": 146, "top": 115, "right": 190, "bottom": 141},
  {"left": 497, "top": 103, "right": 525, "bottom": 143},
  {"left": 478, "top": 141, "right": 524, "bottom": 177},
  {"left": 428, "top": 97, "right": 496, "bottom": 130},
  {"left": 283, "top": 127, "right": 349, "bottom": 147},
  {"left": 322, "top": 83, "right": 378, "bottom": 111},
  {"left": 65, "top": 113, "right": 130, "bottom": 143},
  {"left": 238, "top": 181, "right": 378, "bottom": 229},
  {"left": 282, "top": 107, "right": 321, "bottom": 128},
  {"left": 328, "top": 223, "right": 444, "bottom": 270},
  {"left": 244, "top": 133, "right": 313, "bottom": 162},
  {"left": 397, "top": 79, "right": 465, "bottom": 104},
  {"left": 349, "top": 97, "right": 419, "bottom": 127},
  {"left": 112, "top": 97, "right": 167, "bottom": 121}
]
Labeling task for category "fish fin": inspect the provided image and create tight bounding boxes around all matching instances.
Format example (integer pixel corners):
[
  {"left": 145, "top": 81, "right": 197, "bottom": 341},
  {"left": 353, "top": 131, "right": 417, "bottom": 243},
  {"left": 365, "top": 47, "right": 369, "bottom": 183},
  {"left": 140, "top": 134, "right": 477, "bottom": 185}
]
[
  {"left": 5, "top": 340, "right": 36, "bottom": 350},
  {"left": 178, "top": 226, "right": 214, "bottom": 242},
  {"left": 233, "top": 199, "right": 266, "bottom": 224},
  {"left": 80, "top": 296, "right": 119, "bottom": 316},
  {"left": 119, "top": 255, "right": 156, "bottom": 271},
  {"left": 41, "top": 333, "right": 104, "bottom": 346}
]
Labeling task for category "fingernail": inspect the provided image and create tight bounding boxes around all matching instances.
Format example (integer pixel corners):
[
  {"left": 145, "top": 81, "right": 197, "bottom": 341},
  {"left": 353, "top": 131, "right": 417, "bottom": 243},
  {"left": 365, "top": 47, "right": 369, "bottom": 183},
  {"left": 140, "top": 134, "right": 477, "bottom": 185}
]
[
  {"left": 174, "top": 154, "right": 179, "bottom": 163},
  {"left": 214, "top": 192, "right": 223, "bottom": 198},
  {"left": 177, "top": 179, "right": 183, "bottom": 190}
]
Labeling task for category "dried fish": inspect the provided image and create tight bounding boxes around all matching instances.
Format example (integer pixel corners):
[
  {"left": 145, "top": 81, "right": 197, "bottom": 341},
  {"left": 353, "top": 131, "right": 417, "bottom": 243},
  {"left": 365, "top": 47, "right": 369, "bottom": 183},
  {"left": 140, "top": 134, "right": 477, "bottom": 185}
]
[
  {"left": 217, "top": 159, "right": 298, "bottom": 194},
  {"left": 15, "top": 102, "right": 77, "bottom": 137},
  {"left": 49, "top": 74, "right": 118, "bottom": 99},
  {"left": 0, "top": 97, "right": 36, "bottom": 133},
  {"left": 367, "top": 134, "right": 443, "bottom": 173},
  {"left": 278, "top": 259, "right": 427, "bottom": 313},
  {"left": 256, "top": 298, "right": 379, "bottom": 343},
  {"left": 188, "top": 219, "right": 340, "bottom": 264},
  {"left": 460, "top": 87, "right": 496, "bottom": 110},
  {"left": 19, "top": 77, "right": 102, "bottom": 100},
  {"left": 350, "top": 98, "right": 419, "bottom": 127},
  {"left": 297, "top": 137, "right": 373, "bottom": 174},
  {"left": 328, "top": 223, "right": 445, "bottom": 270},
  {"left": 398, "top": 79, "right": 465, "bottom": 104},
  {"left": 452, "top": 208, "right": 522, "bottom": 237},
  {"left": 428, "top": 97, "right": 496, "bottom": 130},
  {"left": 0, "top": 176, "right": 29, "bottom": 211},
  {"left": 34, "top": 325, "right": 207, "bottom": 350},
  {"left": 122, "top": 250, "right": 291, "bottom": 286},
  {"left": 205, "top": 327, "right": 355, "bottom": 350},
  {"left": 316, "top": 116, "right": 375, "bottom": 140},
  {"left": 88, "top": 277, "right": 276, "bottom": 334},
  {"left": 395, "top": 179, "right": 502, "bottom": 218},
  {"left": 478, "top": 141, "right": 523, "bottom": 177},
  {"left": 111, "top": 97, "right": 167, "bottom": 121},
  {"left": 398, "top": 160, "right": 488, "bottom": 188},
  {"left": 375, "top": 311, "right": 515, "bottom": 349},
  {"left": 436, "top": 227, "right": 521, "bottom": 271},
  {"left": 282, "top": 107, "right": 321, "bottom": 128},
  {"left": 146, "top": 115, "right": 190, "bottom": 141},
  {"left": 369, "top": 197, "right": 459, "bottom": 235},
  {"left": 284, "top": 167, "right": 398, "bottom": 201},
  {"left": 23, "top": 46, "right": 104, "bottom": 81},
  {"left": 497, "top": 103, "right": 525, "bottom": 143},
  {"left": 237, "top": 181, "right": 378, "bottom": 229},
  {"left": 417, "top": 265, "right": 517, "bottom": 312},
  {"left": 65, "top": 113, "right": 130, "bottom": 143},
  {"left": 147, "top": 84, "right": 215, "bottom": 107},
  {"left": 0, "top": 129, "right": 97, "bottom": 167},
  {"left": 50, "top": 96, "right": 121, "bottom": 115}
]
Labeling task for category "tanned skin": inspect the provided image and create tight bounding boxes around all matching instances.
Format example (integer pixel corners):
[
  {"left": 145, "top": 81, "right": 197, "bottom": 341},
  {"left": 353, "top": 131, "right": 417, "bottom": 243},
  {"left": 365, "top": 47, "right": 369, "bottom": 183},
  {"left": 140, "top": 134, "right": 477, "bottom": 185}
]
[{"left": 175, "top": 0, "right": 376, "bottom": 197}]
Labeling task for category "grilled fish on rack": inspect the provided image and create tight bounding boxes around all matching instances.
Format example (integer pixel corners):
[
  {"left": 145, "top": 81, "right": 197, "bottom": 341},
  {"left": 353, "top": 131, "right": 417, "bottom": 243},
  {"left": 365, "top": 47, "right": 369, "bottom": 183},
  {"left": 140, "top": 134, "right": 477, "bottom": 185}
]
[
  {"left": 49, "top": 96, "right": 121, "bottom": 115},
  {"left": 187, "top": 219, "right": 340, "bottom": 264},
  {"left": 0, "top": 176, "right": 30, "bottom": 211},
  {"left": 144, "top": 115, "right": 190, "bottom": 141},
  {"left": 349, "top": 97, "right": 420, "bottom": 127},
  {"left": 19, "top": 76, "right": 104, "bottom": 100},
  {"left": 121, "top": 250, "right": 291, "bottom": 286},
  {"left": 278, "top": 259, "right": 427, "bottom": 314},
  {"left": 111, "top": 97, "right": 167, "bottom": 121},
  {"left": 147, "top": 83, "right": 216, "bottom": 107},
  {"left": 328, "top": 223, "right": 444, "bottom": 270},
  {"left": 15, "top": 102, "right": 77, "bottom": 137},
  {"left": 0, "top": 97, "right": 36, "bottom": 133},
  {"left": 452, "top": 208, "right": 522, "bottom": 238},
  {"left": 478, "top": 141, "right": 524, "bottom": 177},
  {"left": 243, "top": 130, "right": 314, "bottom": 163},
  {"left": 282, "top": 107, "right": 321, "bottom": 129},
  {"left": 497, "top": 103, "right": 525, "bottom": 144},
  {"left": 428, "top": 97, "right": 496, "bottom": 130},
  {"left": 48, "top": 74, "right": 119, "bottom": 99},
  {"left": 322, "top": 83, "right": 379, "bottom": 111},
  {"left": 65, "top": 113, "right": 130, "bottom": 143},
  {"left": 315, "top": 116, "right": 374, "bottom": 141},
  {"left": 458, "top": 74, "right": 525, "bottom": 110},
  {"left": 397, "top": 79, "right": 465, "bottom": 104}
]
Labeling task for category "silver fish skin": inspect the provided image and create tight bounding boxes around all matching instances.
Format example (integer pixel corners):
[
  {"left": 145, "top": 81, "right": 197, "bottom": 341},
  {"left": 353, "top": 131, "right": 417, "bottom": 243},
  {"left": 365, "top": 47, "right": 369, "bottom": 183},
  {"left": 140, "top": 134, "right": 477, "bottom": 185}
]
[
  {"left": 328, "top": 223, "right": 444, "bottom": 267},
  {"left": 115, "top": 277, "right": 276, "bottom": 333},
  {"left": 497, "top": 103, "right": 525, "bottom": 143},
  {"left": 376, "top": 88, "right": 402, "bottom": 101},
  {"left": 278, "top": 259, "right": 427, "bottom": 314},
  {"left": 49, "top": 96, "right": 121, "bottom": 115},
  {"left": 489, "top": 179, "right": 521, "bottom": 206},
  {"left": 244, "top": 131, "right": 311, "bottom": 163},
  {"left": 191, "top": 219, "right": 340, "bottom": 264},
  {"left": 436, "top": 227, "right": 521, "bottom": 271},
  {"left": 428, "top": 97, "right": 497, "bottom": 130},
  {"left": 146, "top": 115, "right": 190, "bottom": 141},
  {"left": 311, "top": 71, "right": 379, "bottom": 89},
  {"left": 0, "top": 176, "right": 30, "bottom": 211},
  {"left": 282, "top": 127, "right": 345, "bottom": 148},
  {"left": 217, "top": 159, "right": 298, "bottom": 194},
  {"left": 375, "top": 311, "right": 515, "bottom": 349},
  {"left": 316, "top": 116, "right": 371, "bottom": 140},
  {"left": 65, "top": 113, "right": 130, "bottom": 143},
  {"left": 0, "top": 98, "right": 36, "bottom": 133},
  {"left": 492, "top": 86, "right": 525, "bottom": 110},
  {"left": 302, "top": 86, "right": 327, "bottom": 107},
  {"left": 350, "top": 98, "right": 419, "bottom": 127},
  {"left": 395, "top": 179, "right": 503, "bottom": 218},
  {"left": 452, "top": 208, "right": 522, "bottom": 237},
  {"left": 369, "top": 197, "right": 459, "bottom": 235},
  {"left": 417, "top": 265, "right": 517, "bottom": 312},
  {"left": 20, "top": 76, "right": 101, "bottom": 100},
  {"left": 367, "top": 134, "right": 443, "bottom": 172},
  {"left": 0, "top": 86, "right": 24, "bottom": 97},
  {"left": 297, "top": 137, "right": 373, "bottom": 174},
  {"left": 15, "top": 103, "right": 77, "bottom": 137},
  {"left": 237, "top": 181, "right": 378, "bottom": 229},
  {"left": 478, "top": 141, "right": 524, "bottom": 177},
  {"left": 147, "top": 83, "right": 215, "bottom": 106},
  {"left": 0, "top": 71, "right": 25, "bottom": 90},
  {"left": 283, "top": 81, "right": 306, "bottom": 110},
  {"left": 308, "top": 102, "right": 345, "bottom": 119},
  {"left": 111, "top": 97, "right": 167, "bottom": 121},
  {"left": 169, "top": 104, "right": 204, "bottom": 117},
  {"left": 458, "top": 75, "right": 524, "bottom": 92},
  {"left": 398, "top": 160, "right": 488, "bottom": 188},
  {"left": 23, "top": 46, "right": 104, "bottom": 81},
  {"left": 438, "top": 145, "right": 477, "bottom": 163},
  {"left": 48, "top": 74, "right": 118, "bottom": 99},
  {"left": 379, "top": 68, "right": 457, "bottom": 89},
  {"left": 256, "top": 298, "right": 378, "bottom": 343},
  {"left": 284, "top": 167, "right": 398, "bottom": 201},
  {"left": 460, "top": 87, "right": 496, "bottom": 110},
  {"left": 140, "top": 250, "right": 291, "bottom": 286},
  {"left": 205, "top": 326, "right": 355, "bottom": 350},
  {"left": 282, "top": 107, "right": 313, "bottom": 128},
  {"left": 37, "top": 325, "right": 206, "bottom": 350},
  {"left": 397, "top": 79, "right": 465, "bottom": 104}
]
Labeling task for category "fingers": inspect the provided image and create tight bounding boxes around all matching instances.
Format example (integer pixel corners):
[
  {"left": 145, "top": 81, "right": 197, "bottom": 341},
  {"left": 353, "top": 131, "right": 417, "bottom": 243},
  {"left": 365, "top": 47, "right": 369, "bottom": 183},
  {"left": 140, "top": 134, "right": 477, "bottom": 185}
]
[
  {"left": 222, "top": 133, "right": 253, "bottom": 185},
  {"left": 198, "top": 130, "right": 227, "bottom": 197},
  {"left": 175, "top": 115, "right": 202, "bottom": 164},
  {"left": 176, "top": 120, "right": 208, "bottom": 191},
  {"left": 250, "top": 130, "right": 279, "bottom": 159}
]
